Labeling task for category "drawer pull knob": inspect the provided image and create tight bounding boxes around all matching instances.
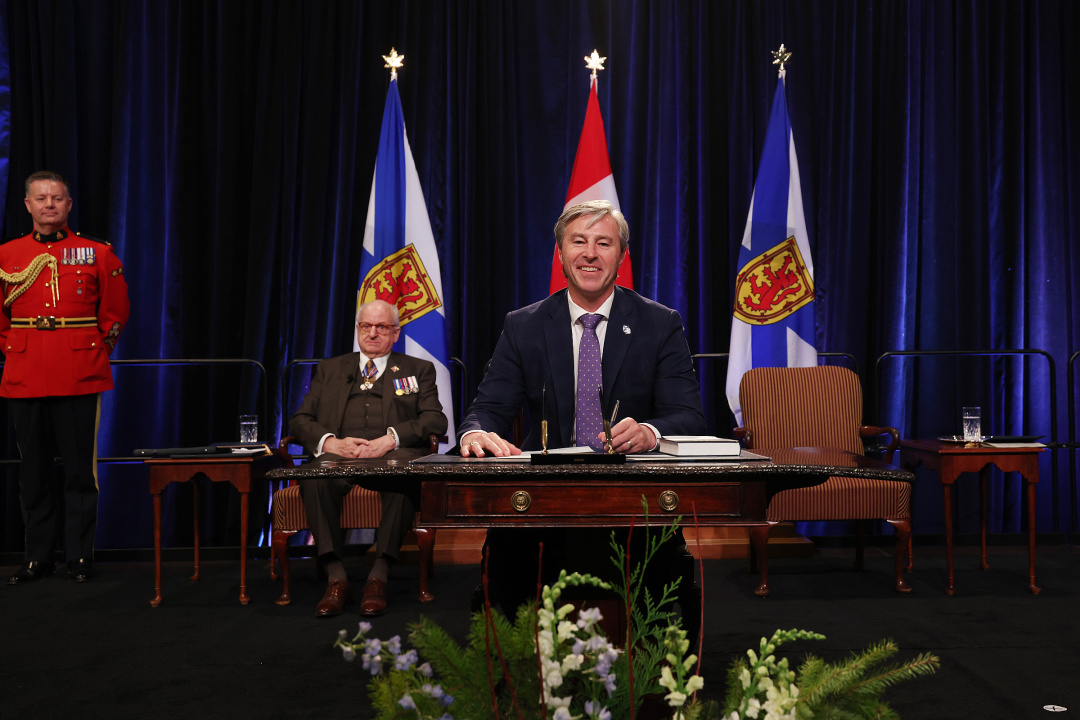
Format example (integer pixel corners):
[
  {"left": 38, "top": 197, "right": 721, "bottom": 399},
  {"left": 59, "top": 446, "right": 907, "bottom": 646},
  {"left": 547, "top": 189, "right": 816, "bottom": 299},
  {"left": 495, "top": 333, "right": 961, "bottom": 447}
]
[
  {"left": 511, "top": 491, "right": 532, "bottom": 512},
  {"left": 659, "top": 490, "right": 679, "bottom": 512}
]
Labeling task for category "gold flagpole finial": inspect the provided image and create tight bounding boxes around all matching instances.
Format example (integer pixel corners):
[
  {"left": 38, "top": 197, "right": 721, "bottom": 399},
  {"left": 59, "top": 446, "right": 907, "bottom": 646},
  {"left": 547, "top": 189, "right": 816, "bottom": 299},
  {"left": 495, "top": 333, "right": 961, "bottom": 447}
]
[
  {"left": 585, "top": 49, "right": 607, "bottom": 80},
  {"left": 772, "top": 43, "right": 792, "bottom": 77},
  {"left": 383, "top": 47, "right": 405, "bottom": 81}
]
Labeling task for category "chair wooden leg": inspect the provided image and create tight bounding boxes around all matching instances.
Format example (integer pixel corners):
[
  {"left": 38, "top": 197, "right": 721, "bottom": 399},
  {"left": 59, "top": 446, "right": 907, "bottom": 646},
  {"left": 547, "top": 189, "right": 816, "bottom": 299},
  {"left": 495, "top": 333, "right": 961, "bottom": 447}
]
[
  {"left": 415, "top": 526, "right": 436, "bottom": 603},
  {"left": 887, "top": 518, "right": 912, "bottom": 594},
  {"left": 270, "top": 530, "right": 281, "bottom": 580},
  {"left": 273, "top": 528, "right": 297, "bottom": 606}
]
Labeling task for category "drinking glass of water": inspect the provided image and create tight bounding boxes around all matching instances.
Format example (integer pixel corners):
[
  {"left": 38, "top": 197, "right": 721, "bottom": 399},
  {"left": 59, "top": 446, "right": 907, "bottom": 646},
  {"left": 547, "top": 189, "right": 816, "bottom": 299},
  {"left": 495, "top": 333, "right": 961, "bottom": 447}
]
[
  {"left": 240, "top": 414, "right": 258, "bottom": 444},
  {"left": 962, "top": 407, "right": 981, "bottom": 443}
]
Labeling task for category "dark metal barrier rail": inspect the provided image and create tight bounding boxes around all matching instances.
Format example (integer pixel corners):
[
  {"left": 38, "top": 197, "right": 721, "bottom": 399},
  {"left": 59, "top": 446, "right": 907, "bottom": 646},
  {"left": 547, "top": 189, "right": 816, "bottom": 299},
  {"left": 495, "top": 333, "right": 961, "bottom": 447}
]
[
  {"left": 282, "top": 356, "right": 467, "bottom": 433},
  {"left": 692, "top": 352, "right": 859, "bottom": 375},
  {"left": 0, "top": 358, "right": 267, "bottom": 464},
  {"left": 873, "top": 349, "right": 1061, "bottom": 532}
]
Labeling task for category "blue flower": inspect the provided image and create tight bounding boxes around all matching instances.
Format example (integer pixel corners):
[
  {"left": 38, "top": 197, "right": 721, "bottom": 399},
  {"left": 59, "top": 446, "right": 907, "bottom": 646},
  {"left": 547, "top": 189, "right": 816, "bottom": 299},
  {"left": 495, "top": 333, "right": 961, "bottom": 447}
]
[
  {"left": 398, "top": 694, "right": 416, "bottom": 710},
  {"left": 418, "top": 662, "right": 434, "bottom": 678},
  {"left": 577, "top": 607, "right": 603, "bottom": 629},
  {"left": 361, "top": 655, "right": 383, "bottom": 675},
  {"left": 585, "top": 700, "right": 612, "bottom": 720},
  {"left": 386, "top": 635, "right": 402, "bottom": 655},
  {"left": 395, "top": 649, "right": 418, "bottom": 671},
  {"left": 593, "top": 651, "right": 614, "bottom": 676}
]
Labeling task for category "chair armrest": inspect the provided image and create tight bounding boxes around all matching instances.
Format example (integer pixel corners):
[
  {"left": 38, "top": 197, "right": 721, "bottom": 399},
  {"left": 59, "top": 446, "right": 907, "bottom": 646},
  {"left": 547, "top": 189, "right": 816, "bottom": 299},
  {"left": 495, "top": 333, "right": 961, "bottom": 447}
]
[
  {"left": 427, "top": 433, "right": 448, "bottom": 453},
  {"left": 276, "top": 436, "right": 313, "bottom": 478},
  {"left": 733, "top": 427, "right": 751, "bottom": 446},
  {"left": 277, "top": 435, "right": 299, "bottom": 462},
  {"left": 859, "top": 425, "right": 900, "bottom": 462}
]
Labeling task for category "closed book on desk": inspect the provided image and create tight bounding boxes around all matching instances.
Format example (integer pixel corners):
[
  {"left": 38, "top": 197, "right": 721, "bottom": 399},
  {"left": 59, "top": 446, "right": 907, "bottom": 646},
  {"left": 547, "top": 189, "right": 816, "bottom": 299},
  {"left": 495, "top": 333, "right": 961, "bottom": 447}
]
[{"left": 658, "top": 435, "right": 740, "bottom": 456}]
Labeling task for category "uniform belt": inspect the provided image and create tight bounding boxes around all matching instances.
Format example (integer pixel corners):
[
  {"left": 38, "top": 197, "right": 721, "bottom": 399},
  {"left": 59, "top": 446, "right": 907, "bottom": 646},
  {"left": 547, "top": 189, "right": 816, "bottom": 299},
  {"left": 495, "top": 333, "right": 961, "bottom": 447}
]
[{"left": 11, "top": 316, "right": 99, "bottom": 330}]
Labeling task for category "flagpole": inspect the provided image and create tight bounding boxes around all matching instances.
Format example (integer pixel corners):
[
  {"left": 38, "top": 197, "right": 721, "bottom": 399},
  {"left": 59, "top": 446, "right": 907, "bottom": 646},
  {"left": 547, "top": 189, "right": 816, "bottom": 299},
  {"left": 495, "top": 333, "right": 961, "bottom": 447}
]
[
  {"left": 725, "top": 44, "right": 817, "bottom": 424},
  {"left": 550, "top": 50, "right": 633, "bottom": 294},
  {"left": 356, "top": 48, "right": 457, "bottom": 447}
]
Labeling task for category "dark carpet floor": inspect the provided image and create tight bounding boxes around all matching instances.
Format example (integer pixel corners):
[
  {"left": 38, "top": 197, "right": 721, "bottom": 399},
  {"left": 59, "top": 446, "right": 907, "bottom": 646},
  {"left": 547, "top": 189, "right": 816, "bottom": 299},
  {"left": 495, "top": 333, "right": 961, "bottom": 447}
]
[{"left": 3, "top": 544, "right": 1078, "bottom": 719}]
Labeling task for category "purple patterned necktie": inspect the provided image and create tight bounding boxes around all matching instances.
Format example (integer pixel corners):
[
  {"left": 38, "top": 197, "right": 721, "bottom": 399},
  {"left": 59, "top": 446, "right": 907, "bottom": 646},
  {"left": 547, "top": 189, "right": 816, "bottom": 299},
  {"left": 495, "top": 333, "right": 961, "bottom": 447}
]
[{"left": 576, "top": 313, "right": 605, "bottom": 450}]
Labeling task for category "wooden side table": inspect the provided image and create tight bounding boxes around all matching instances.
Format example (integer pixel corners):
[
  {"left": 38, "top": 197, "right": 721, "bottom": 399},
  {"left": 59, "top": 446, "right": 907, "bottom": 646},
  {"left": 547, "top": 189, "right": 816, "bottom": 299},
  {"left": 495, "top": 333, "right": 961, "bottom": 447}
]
[
  {"left": 899, "top": 439, "right": 1045, "bottom": 595},
  {"left": 146, "top": 454, "right": 275, "bottom": 607}
]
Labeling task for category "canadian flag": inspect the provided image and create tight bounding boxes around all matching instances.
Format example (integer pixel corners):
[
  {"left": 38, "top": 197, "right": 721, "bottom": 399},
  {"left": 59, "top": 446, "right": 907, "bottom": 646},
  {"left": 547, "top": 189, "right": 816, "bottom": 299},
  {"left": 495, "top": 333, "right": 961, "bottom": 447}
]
[{"left": 549, "top": 77, "right": 633, "bottom": 294}]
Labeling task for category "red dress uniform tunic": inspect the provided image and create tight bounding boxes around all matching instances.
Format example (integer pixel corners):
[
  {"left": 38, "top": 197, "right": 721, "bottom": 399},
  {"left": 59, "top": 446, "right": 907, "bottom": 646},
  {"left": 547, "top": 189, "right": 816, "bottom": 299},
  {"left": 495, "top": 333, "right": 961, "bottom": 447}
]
[{"left": 0, "top": 228, "right": 129, "bottom": 398}]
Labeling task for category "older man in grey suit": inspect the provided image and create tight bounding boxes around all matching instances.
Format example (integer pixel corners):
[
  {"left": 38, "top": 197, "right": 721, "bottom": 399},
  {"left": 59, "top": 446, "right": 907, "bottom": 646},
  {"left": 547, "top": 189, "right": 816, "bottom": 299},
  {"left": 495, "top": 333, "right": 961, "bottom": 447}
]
[{"left": 290, "top": 299, "right": 446, "bottom": 617}]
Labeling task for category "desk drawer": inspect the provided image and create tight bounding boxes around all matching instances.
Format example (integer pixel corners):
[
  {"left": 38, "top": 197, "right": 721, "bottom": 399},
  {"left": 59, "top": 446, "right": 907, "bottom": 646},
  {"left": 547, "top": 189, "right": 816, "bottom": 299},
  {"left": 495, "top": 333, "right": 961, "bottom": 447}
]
[{"left": 424, "top": 480, "right": 762, "bottom": 526}]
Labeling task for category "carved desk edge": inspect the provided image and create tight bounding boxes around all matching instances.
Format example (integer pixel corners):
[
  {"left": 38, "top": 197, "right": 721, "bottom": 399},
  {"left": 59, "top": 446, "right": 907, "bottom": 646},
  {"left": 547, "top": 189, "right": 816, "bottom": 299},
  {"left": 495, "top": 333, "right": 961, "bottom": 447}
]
[{"left": 265, "top": 447, "right": 914, "bottom": 484}]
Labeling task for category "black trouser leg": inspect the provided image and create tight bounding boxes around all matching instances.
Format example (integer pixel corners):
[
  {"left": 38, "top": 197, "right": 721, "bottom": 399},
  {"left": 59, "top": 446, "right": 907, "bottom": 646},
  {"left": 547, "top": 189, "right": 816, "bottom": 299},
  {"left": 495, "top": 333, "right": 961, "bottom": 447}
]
[
  {"left": 53, "top": 394, "right": 101, "bottom": 562},
  {"left": 299, "top": 475, "right": 353, "bottom": 560},
  {"left": 10, "top": 399, "right": 58, "bottom": 563}
]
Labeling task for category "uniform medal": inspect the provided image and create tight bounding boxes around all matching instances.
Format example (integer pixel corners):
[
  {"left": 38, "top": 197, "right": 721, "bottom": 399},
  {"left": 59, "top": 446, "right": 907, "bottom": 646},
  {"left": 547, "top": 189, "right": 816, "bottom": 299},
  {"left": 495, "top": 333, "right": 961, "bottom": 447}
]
[
  {"left": 360, "top": 362, "right": 377, "bottom": 390},
  {"left": 393, "top": 376, "right": 418, "bottom": 395}
]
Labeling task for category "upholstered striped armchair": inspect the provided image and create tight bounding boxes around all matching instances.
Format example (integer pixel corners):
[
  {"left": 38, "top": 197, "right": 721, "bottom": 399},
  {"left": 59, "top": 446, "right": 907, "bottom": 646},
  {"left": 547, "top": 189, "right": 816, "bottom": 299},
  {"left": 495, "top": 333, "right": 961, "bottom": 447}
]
[
  {"left": 735, "top": 365, "right": 912, "bottom": 595},
  {"left": 268, "top": 436, "right": 438, "bottom": 606}
]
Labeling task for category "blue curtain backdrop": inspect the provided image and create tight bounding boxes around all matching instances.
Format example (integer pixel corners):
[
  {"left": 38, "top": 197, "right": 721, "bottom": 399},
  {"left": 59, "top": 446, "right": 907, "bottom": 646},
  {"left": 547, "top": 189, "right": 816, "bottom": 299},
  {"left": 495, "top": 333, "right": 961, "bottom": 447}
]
[{"left": 1, "top": 0, "right": 1078, "bottom": 552}]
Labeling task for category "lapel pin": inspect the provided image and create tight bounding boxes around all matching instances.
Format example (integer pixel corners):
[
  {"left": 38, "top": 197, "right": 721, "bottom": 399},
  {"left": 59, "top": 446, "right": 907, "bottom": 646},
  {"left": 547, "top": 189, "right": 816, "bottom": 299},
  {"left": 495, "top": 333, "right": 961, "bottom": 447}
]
[{"left": 623, "top": 325, "right": 631, "bottom": 334}]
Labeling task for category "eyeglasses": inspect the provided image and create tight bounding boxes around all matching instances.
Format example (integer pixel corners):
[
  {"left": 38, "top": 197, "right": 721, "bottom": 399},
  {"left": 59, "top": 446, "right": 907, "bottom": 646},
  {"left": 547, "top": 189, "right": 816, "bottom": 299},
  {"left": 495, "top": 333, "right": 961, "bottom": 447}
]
[{"left": 358, "top": 322, "right": 397, "bottom": 335}]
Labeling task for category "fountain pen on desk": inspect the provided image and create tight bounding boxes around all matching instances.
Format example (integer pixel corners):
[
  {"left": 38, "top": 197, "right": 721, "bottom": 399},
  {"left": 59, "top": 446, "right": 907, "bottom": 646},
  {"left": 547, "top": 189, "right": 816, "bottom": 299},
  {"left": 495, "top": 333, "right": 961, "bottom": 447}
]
[{"left": 540, "top": 383, "right": 548, "bottom": 454}]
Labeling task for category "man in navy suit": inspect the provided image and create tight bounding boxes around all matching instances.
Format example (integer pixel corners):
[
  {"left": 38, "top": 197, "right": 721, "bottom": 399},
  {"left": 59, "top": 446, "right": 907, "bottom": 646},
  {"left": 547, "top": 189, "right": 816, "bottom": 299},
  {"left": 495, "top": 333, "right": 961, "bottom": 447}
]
[{"left": 459, "top": 200, "right": 707, "bottom": 611}]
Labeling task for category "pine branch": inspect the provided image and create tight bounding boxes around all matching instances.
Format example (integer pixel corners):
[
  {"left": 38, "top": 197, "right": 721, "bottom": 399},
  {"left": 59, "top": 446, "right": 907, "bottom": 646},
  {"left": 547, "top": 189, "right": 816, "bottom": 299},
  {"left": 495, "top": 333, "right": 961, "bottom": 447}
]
[{"left": 846, "top": 653, "right": 941, "bottom": 694}]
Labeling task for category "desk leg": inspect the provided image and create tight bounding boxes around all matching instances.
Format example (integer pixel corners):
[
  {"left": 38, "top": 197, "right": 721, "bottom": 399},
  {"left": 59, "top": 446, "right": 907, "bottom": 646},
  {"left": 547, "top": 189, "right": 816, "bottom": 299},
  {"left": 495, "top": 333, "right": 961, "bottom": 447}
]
[
  {"left": 943, "top": 483, "right": 956, "bottom": 596},
  {"left": 239, "top": 490, "right": 250, "bottom": 605},
  {"left": 750, "top": 525, "right": 770, "bottom": 598},
  {"left": 151, "top": 491, "right": 164, "bottom": 607},
  {"left": 415, "top": 527, "right": 435, "bottom": 603},
  {"left": 1026, "top": 478, "right": 1041, "bottom": 595},
  {"left": 192, "top": 482, "right": 201, "bottom": 582},
  {"left": 979, "top": 468, "right": 990, "bottom": 571}
]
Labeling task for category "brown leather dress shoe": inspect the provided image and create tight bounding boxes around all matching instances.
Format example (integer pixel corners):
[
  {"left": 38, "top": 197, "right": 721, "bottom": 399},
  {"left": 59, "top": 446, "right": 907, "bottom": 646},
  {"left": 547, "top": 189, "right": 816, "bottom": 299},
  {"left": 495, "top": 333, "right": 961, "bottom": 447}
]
[
  {"left": 359, "top": 578, "right": 388, "bottom": 616},
  {"left": 315, "top": 580, "right": 353, "bottom": 618}
]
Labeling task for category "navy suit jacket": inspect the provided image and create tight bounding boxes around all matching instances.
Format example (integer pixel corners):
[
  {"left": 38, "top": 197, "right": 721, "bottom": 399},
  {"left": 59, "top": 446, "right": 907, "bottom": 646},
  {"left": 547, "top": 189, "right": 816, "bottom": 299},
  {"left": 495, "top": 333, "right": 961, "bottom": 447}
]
[{"left": 459, "top": 287, "right": 706, "bottom": 450}]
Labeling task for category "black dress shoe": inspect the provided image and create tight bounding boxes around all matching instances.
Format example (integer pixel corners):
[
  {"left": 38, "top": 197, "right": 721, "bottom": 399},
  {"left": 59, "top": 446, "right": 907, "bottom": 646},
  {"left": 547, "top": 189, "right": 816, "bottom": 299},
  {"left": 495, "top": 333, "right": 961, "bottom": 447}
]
[
  {"left": 67, "top": 558, "right": 95, "bottom": 583},
  {"left": 7, "top": 560, "right": 55, "bottom": 585}
]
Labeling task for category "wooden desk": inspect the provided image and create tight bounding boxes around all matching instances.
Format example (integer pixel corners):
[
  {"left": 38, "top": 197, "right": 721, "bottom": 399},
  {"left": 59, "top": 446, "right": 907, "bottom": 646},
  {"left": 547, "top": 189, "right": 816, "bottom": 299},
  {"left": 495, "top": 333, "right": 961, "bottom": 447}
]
[
  {"left": 899, "top": 439, "right": 1045, "bottom": 596},
  {"left": 146, "top": 454, "right": 277, "bottom": 607},
  {"left": 267, "top": 447, "right": 912, "bottom": 597}
]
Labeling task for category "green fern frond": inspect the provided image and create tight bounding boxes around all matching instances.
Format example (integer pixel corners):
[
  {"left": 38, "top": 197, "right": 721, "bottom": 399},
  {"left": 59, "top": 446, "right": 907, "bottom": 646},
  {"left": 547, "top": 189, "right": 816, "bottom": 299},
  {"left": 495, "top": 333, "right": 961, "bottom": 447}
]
[
  {"left": 846, "top": 653, "right": 942, "bottom": 694},
  {"left": 796, "top": 640, "right": 899, "bottom": 704},
  {"left": 795, "top": 640, "right": 939, "bottom": 720}
]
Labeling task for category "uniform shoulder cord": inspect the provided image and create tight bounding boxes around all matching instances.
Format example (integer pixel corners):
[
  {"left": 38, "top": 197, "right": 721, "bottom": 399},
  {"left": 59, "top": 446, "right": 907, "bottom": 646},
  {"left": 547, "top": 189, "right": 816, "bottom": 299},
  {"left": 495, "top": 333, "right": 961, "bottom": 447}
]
[{"left": 0, "top": 253, "right": 60, "bottom": 308}]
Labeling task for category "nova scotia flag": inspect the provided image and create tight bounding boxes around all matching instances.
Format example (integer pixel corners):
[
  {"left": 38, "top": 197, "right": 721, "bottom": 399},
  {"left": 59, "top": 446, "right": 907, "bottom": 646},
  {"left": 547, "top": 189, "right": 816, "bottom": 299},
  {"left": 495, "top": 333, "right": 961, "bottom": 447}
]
[
  {"left": 725, "top": 73, "right": 817, "bottom": 425},
  {"left": 357, "top": 78, "right": 455, "bottom": 445}
]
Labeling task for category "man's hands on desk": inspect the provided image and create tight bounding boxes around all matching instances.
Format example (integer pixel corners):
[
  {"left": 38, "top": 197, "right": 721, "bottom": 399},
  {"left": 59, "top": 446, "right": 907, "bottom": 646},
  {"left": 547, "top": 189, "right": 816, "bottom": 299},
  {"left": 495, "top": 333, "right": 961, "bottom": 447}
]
[
  {"left": 323, "top": 434, "right": 397, "bottom": 459},
  {"left": 460, "top": 418, "right": 656, "bottom": 457}
]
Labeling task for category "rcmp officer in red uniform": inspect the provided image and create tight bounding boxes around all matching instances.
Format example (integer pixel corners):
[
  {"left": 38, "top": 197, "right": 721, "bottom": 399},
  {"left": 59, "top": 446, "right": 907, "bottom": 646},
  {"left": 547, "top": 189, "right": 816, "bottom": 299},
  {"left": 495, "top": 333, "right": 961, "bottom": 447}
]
[{"left": 1, "top": 171, "right": 129, "bottom": 584}]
